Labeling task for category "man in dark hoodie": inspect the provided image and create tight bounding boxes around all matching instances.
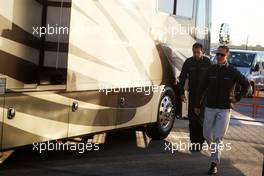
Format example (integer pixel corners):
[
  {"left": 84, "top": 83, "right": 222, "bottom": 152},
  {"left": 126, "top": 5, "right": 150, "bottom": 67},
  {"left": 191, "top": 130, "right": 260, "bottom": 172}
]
[
  {"left": 179, "top": 43, "right": 212, "bottom": 151},
  {"left": 195, "top": 45, "right": 249, "bottom": 175}
]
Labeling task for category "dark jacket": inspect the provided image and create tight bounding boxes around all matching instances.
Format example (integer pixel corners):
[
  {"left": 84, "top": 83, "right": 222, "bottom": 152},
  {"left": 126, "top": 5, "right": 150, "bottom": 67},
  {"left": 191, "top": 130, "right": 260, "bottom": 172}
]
[
  {"left": 179, "top": 56, "right": 212, "bottom": 97},
  {"left": 196, "top": 63, "right": 250, "bottom": 109}
]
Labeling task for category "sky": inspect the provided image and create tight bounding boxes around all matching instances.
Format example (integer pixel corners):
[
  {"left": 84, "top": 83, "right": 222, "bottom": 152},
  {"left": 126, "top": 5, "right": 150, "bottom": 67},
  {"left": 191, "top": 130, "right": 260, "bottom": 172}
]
[{"left": 211, "top": 0, "right": 264, "bottom": 46}]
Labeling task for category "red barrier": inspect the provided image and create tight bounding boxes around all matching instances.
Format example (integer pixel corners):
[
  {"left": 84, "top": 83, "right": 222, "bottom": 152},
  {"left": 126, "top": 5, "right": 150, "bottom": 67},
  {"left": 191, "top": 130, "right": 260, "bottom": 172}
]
[
  {"left": 254, "top": 90, "right": 264, "bottom": 116},
  {"left": 235, "top": 85, "right": 263, "bottom": 118}
]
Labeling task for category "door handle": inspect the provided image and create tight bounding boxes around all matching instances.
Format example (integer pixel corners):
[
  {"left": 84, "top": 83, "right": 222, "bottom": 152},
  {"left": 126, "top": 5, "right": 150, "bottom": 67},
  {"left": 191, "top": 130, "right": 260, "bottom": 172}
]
[
  {"left": 7, "top": 107, "right": 16, "bottom": 119},
  {"left": 72, "top": 102, "right": 79, "bottom": 112}
]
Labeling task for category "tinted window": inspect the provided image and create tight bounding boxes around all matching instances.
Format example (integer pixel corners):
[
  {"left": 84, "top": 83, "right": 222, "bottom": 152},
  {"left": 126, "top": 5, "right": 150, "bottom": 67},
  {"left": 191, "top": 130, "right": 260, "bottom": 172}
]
[
  {"left": 157, "top": 0, "right": 174, "bottom": 14},
  {"left": 0, "top": 0, "right": 71, "bottom": 90},
  {"left": 228, "top": 52, "right": 256, "bottom": 67},
  {"left": 38, "top": 2, "right": 71, "bottom": 86},
  {"left": 176, "top": 0, "right": 194, "bottom": 18}
]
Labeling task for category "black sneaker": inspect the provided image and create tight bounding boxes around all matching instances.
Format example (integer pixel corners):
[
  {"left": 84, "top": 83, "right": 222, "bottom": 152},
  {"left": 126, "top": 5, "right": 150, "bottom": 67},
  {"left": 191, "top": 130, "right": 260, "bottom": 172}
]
[{"left": 208, "top": 162, "right": 218, "bottom": 175}]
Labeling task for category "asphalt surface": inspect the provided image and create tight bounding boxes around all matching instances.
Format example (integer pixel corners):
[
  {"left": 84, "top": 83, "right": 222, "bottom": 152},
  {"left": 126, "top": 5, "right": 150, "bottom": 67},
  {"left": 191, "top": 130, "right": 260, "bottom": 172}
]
[
  {"left": 233, "top": 96, "right": 264, "bottom": 120},
  {"left": 0, "top": 116, "right": 263, "bottom": 176}
]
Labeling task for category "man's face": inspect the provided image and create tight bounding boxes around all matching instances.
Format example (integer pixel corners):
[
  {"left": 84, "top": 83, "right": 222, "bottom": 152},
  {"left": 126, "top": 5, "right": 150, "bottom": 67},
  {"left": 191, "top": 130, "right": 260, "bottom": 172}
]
[
  {"left": 216, "top": 48, "right": 228, "bottom": 64},
  {"left": 192, "top": 47, "right": 203, "bottom": 59}
]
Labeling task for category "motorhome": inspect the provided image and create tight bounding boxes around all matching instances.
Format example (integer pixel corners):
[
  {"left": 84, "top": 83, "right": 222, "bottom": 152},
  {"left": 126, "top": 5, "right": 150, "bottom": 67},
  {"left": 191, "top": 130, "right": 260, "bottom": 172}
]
[{"left": 0, "top": 0, "right": 211, "bottom": 151}]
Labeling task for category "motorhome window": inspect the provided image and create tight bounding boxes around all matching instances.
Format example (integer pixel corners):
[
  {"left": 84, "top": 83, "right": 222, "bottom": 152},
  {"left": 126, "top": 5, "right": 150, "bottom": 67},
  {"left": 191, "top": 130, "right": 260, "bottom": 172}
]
[
  {"left": 38, "top": 3, "right": 70, "bottom": 86},
  {"left": 38, "top": 53, "right": 68, "bottom": 85},
  {"left": 228, "top": 52, "right": 256, "bottom": 67},
  {"left": 176, "top": 0, "right": 194, "bottom": 19},
  {"left": 157, "top": 0, "right": 175, "bottom": 14}
]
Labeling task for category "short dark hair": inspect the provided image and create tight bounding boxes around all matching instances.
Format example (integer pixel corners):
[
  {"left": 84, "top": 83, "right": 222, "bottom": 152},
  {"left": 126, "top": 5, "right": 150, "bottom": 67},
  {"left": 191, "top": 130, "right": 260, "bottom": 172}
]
[
  {"left": 218, "top": 45, "right": 229, "bottom": 53},
  {"left": 192, "top": 43, "right": 203, "bottom": 50}
]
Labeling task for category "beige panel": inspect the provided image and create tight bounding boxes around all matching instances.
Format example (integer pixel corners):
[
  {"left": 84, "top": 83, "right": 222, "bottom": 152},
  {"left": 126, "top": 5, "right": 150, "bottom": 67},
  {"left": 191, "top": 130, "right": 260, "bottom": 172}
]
[
  {"left": 67, "top": 91, "right": 117, "bottom": 137},
  {"left": 0, "top": 0, "right": 42, "bottom": 35},
  {"left": 0, "top": 0, "right": 14, "bottom": 21},
  {"left": 115, "top": 87, "right": 156, "bottom": 128},
  {"left": 67, "top": 0, "right": 163, "bottom": 91},
  {"left": 67, "top": 53, "right": 153, "bottom": 90},
  {"left": 116, "top": 100, "right": 153, "bottom": 128},
  {"left": 67, "top": 0, "right": 196, "bottom": 92},
  {"left": 2, "top": 92, "right": 70, "bottom": 149},
  {"left": 2, "top": 72, "right": 37, "bottom": 91},
  {"left": 0, "top": 37, "right": 39, "bottom": 65}
]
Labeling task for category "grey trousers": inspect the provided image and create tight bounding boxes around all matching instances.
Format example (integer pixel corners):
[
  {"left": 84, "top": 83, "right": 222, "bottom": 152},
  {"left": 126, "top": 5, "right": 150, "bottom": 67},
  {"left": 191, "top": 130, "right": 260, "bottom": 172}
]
[{"left": 203, "top": 107, "right": 232, "bottom": 164}]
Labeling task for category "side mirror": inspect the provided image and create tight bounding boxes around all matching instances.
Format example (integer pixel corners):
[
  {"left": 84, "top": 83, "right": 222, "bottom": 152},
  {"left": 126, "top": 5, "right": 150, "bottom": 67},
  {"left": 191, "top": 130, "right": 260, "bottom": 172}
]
[{"left": 252, "top": 64, "right": 260, "bottom": 72}]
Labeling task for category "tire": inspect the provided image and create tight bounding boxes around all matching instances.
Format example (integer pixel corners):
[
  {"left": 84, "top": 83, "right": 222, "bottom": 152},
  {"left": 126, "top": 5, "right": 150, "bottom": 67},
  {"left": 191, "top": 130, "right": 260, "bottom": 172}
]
[
  {"left": 248, "top": 82, "right": 255, "bottom": 98},
  {"left": 146, "top": 87, "right": 176, "bottom": 140}
]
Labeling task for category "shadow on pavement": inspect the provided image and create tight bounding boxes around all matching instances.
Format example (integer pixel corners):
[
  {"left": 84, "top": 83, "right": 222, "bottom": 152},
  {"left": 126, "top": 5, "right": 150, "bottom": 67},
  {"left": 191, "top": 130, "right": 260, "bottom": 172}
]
[{"left": 0, "top": 129, "right": 246, "bottom": 176}]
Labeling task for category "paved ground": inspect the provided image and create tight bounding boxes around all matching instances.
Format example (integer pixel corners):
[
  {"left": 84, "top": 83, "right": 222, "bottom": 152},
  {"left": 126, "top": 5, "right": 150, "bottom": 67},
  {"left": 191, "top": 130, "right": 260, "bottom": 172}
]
[
  {"left": 0, "top": 116, "right": 263, "bottom": 176},
  {"left": 233, "top": 97, "right": 264, "bottom": 120}
]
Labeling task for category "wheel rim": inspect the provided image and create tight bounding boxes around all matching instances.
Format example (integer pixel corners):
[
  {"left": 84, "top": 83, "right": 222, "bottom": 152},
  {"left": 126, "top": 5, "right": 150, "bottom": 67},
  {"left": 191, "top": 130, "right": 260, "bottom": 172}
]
[{"left": 159, "top": 95, "right": 175, "bottom": 130}]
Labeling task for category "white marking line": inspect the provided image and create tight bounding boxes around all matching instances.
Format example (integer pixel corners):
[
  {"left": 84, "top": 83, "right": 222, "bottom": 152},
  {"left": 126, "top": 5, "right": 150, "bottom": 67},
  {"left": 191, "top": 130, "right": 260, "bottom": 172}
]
[
  {"left": 173, "top": 137, "right": 189, "bottom": 139},
  {"left": 231, "top": 119, "right": 264, "bottom": 127},
  {"left": 231, "top": 110, "right": 264, "bottom": 127},
  {"left": 169, "top": 131, "right": 190, "bottom": 140}
]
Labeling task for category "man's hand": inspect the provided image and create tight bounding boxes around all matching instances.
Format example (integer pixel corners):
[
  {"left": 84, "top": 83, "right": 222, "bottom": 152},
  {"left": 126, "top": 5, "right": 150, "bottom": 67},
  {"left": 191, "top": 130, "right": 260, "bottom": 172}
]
[
  {"left": 230, "top": 94, "right": 241, "bottom": 104},
  {"left": 194, "top": 107, "right": 200, "bottom": 116},
  {"left": 229, "top": 97, "right": 237, "bottom": 104},
  {"left": 181, "top": 95, "right": 187, "bottom": 103}
]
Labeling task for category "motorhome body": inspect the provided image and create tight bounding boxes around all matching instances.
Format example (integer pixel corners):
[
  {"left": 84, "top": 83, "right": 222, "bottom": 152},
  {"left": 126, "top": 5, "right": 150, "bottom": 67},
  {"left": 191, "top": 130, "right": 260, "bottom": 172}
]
[{"left": 0, "top": 0, "right": 211, "bottom": 151}]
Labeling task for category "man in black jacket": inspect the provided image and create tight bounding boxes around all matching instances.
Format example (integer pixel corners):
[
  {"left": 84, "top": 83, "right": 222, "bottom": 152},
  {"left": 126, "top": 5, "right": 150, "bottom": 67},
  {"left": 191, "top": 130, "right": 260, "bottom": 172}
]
[
  {"left": 195, "top": 45, "right": 249, "bottom": 175},
  {"left": 179, "top": 43, "right": 212, "bottom": 151}
]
